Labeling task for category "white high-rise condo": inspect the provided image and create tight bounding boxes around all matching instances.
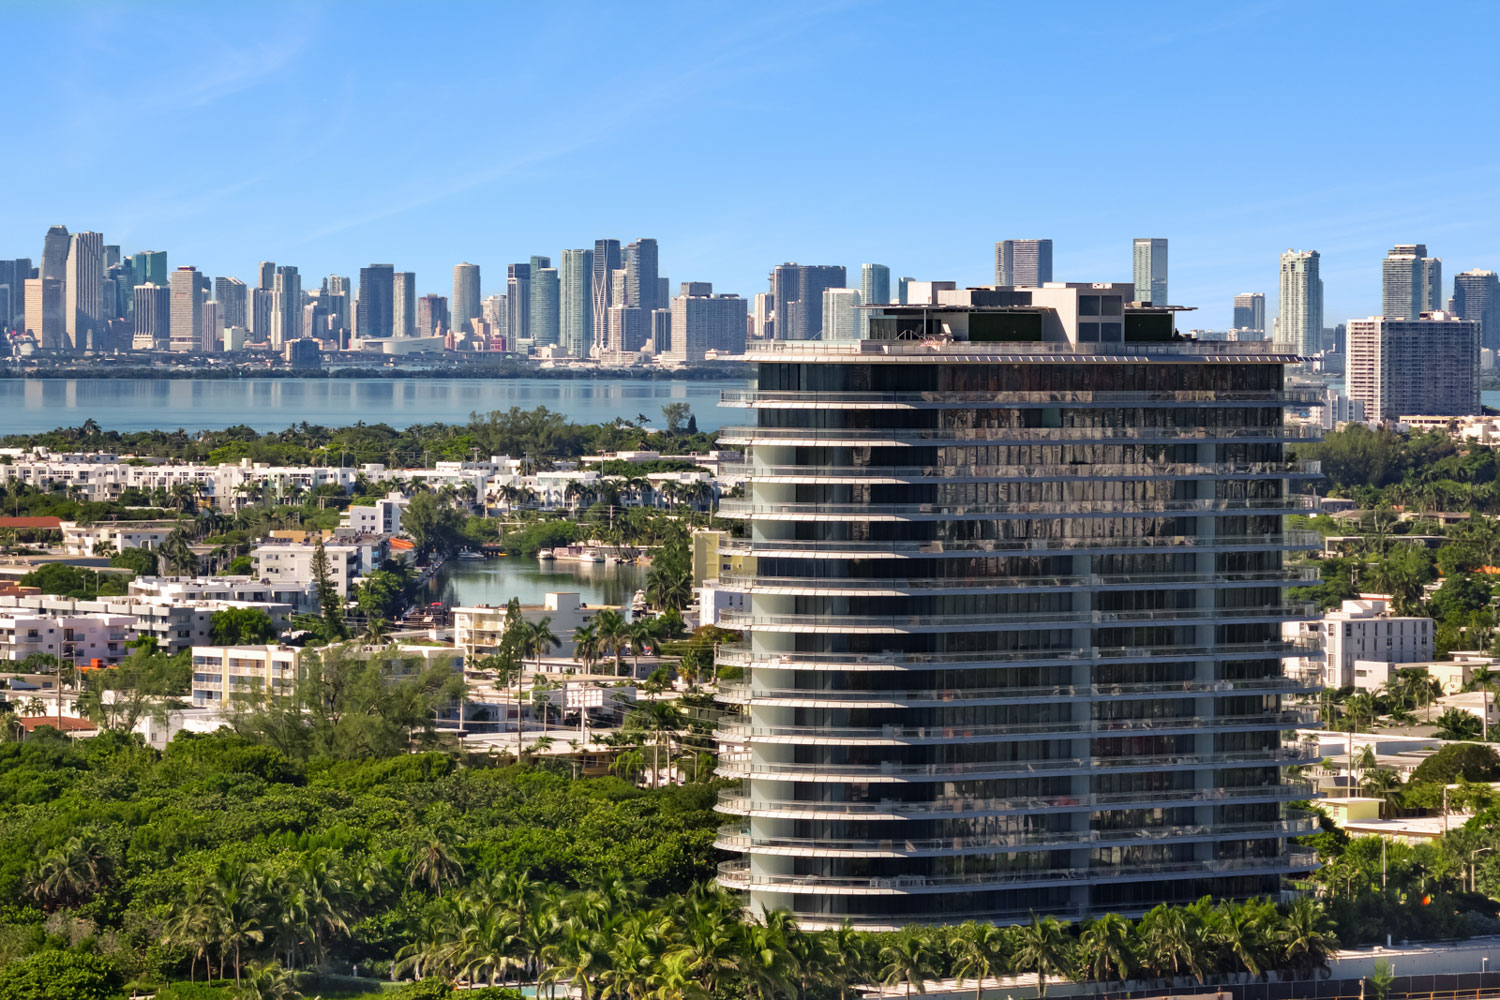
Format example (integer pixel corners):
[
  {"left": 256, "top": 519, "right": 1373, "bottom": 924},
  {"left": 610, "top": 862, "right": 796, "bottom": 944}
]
[
  {"left": 1347, "top": 313, "right": 1480, "bottom": 423},
  {"left": 1132, "top": 238, "right": 1168, "bottom": 306},
  {"left": 65, "top": 231, "right": 104, "bottom": 352},
  {"left": 1275, "top": 250, "right": 1322, "bottom": 357},
  {"left": 822, "top": 287, "right": 862, "bottom": 340},
  {"left": 994, "top": 239, "right": 1052, "bottom": 286},
  {"left": 715, "top": 282, "right": 1320, "bottom": 928}
]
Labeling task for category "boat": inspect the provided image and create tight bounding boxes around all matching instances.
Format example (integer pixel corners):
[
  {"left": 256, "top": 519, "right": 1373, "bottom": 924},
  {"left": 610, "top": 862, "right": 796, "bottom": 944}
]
[
  {"left": 457, "top": 551, "right": 484, "bottom": 561},
  {"left": 550, "top": 545, "right": 605, "bottom": 564},
  {"left": 537, "top": 548, "right": 555, "bottom": 561}
]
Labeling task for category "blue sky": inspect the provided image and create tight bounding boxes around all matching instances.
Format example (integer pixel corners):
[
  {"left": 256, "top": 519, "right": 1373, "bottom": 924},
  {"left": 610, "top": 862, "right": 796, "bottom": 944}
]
[{"left": 8, "top": 0, "right": 1500, "bottom": 329}]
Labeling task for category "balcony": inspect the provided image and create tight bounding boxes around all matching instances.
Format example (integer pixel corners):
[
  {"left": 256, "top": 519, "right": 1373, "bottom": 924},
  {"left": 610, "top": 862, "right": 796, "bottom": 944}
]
[
  {"left": 716, "top": 707, "right": 1319, "bottom": 745},
  {"left": 715, "top": 745, "right": 1322, "bottom": 783},
  {"left": 719, "top": 388, "right": 1327, "bottom": 408},
  {"left": 716, "top": 604, "right": 1316, "bottom": 635},
  {"left": 717, "top": 496, "right": 1318, "bottom": 522},
  {"left": 716, "top": 851, "right": 1319, "bottom": 894},
  {"left": 715, "top": 639, "right": 1324, "bottom": 672},
  {"left": 717, "top": 425, "right": 1322, "bottom": 448},
  {"left": 722, "top": 459, "right": 1323, "bottom": 483},
  {"left": 717, "top": 531, "right": 1322, "bottom": 559},
  {"left": 715, "top": 780, "right": 1315, "bottom": 820},
  {"left": 715, "top": 567, "right": 1320, "bottom": 597},
  {"left": 717, "top": 673, "right": 1320, "bottom": 708},
  {"left": 714, "top": 814, "right": 1320, "bottom": 858}
]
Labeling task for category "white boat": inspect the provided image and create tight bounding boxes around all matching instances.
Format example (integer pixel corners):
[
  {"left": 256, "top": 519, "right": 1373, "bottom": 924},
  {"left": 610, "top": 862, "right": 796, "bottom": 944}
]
[
  {"left": 537, "top": 548, "right": 555, "bottom": 561},
  {"left": 457, "top": 551, "right": 484, "bottom": 561}
]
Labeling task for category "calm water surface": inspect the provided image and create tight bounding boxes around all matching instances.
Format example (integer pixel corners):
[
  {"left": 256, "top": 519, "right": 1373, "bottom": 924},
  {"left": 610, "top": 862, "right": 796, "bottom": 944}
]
[
  {"left": 429, "top": 555, "right": 646, "bottom": 609},
  {"left": 0, "top": 377, "right": 746, "bottom": 435}
]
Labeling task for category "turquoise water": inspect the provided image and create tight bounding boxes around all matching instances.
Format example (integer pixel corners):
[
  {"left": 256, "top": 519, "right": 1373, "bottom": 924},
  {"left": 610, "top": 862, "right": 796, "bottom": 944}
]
[{"left": 0, "top": 377, "right": 746, "bottom": 435}]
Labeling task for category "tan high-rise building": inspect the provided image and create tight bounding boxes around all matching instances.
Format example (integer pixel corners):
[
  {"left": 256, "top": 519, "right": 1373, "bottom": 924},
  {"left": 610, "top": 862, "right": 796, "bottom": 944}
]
[
  {"left": 65, "top": 231, "right": 104, "bottom": 352},
  {"left": 1347, "top": 312, "right": 1480, "bottom": 423},
  {"left": 393, "top": 271, "right": 416, "bottom": 337},
  {"left": 24, "top": 276, "right": 64, "bottom": 350},
  {"left": 169, "top": 267, "right": 203, "bottom": 353}
]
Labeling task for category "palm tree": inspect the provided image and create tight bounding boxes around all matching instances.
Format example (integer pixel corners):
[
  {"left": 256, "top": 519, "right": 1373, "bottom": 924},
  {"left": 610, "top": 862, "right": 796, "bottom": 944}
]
[
  {"left": 1013, "top": 914, "right": 1072, "bottom": 997},
  {"left": 1276, "top": 898, "right": 1340, "bottom": 979},
  {"left": 1211, "top": 900, "right": 1271, "bottom": 981},
  {"left": 1080, "top": 912, "right": 1134, "bottom": 984},
  {"left": 572, "top": 622, "right": 600, "bottom": 674},
  {"left": 821, "top": 920, "right": 868, "bottom": 1000},
  {"left": 1363, "top": 766, "right": 1403, "bottom": 817},
  {"left": 949, "top": 920, "right": 1010, "bottom": 999},
  {"left": 625, "top": 699, "right": 687, "bottom": 788},
  {"left": 879, "top": 930, "right": 937, "bottom": 1000},
  {"left": 235, "top": 959, "right": 300, "bottom": 1000},
  {"left": 593, "top": 608, "right": 629, "bottom": 677},
  {"left": 627, "top": 619, "right": 652, "bottom": 676},
  {"left": 207, "top": 860, "right": 266, "bottom": 986},
  {"left": 1435, "top": 706, "right": 1483, "bottom": 740},
  {"left": 407, "top": 828, "right": 465, "bottom": 898}
]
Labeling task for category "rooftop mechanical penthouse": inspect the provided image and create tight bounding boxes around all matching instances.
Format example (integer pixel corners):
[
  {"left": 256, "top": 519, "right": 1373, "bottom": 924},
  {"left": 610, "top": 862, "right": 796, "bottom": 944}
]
[{"left": 713, "top": 282, "right": 1323, "bottom": 930}]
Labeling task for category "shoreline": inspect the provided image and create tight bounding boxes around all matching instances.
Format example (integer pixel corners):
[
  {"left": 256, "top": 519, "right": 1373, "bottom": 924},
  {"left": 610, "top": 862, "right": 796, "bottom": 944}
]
[{"left": 0, "top": 364, "right": 749, "bottom": 382}]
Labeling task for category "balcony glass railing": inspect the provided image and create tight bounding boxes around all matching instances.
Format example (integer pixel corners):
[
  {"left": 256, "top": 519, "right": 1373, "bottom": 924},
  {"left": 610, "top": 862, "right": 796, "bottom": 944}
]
[
  {"left": 718, "top": 496, "right": 1317, "bottom": 520},
  {"left": 714, "top": 815, "right": 1320, "bottom": 856},
  {"left": 717, "top": 425, "right": 1321, "bottom": 447},
  {"left": 723, "top": 460, "right": 1323, "bottom": 481},
  {"left": 717, "top": 604, "right": 1315, "bottom": 632},
  {"left": 716, "top": 851, "right": 1319, "bottom": 893},
  {"left": 715, "top": 745, "right": 1321, "bottom": 782},
  {"left": 716, "top": 707, "right": 1318, "bottom": 744},
  {"left": 715, "top": 780, "right": 1314, "bottom": 818},
  {"left": 717, "top": 674, "right": 1319, "bottom": 707},
  {"left": 716, "top": 567, "right": 1319, "bottom": 595},
  {"left": 715, "top": 639, "right": 1323, "bottom": 671},
  {"left": 720, "top": 388, "right": 1327, "bottom": 407},
  {"left": 718, "top": 531, "right": 1322, "bottom": 557}
]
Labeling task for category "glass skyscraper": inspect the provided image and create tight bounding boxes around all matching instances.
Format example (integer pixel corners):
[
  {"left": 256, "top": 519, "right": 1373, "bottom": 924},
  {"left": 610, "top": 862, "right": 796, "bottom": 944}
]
[{"left": 715, "top": 283, "right": 1320, "bottom": 928}]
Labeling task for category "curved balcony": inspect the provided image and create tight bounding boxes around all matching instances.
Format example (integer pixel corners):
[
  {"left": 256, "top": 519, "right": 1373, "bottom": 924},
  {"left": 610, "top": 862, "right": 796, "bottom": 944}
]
[
  {"left": 715, "top": 639, "right": 1323, "bottom": 672},
  {"left": 718, "top": 531, "right": 1322, "bottom": 559},
  {"left": 714, "top": 814, "right": 1321, "bottom": 858},
  {"left": 717, "top": 496, "right": 1317, "bottom": 522},
  {"left": 715, "top": 780, "right": 1315, "bottom": 820},
  {"left": 716, "top": 567, "right": 1319, "bottom": 598},
  {"left": 716, "top": 708, "right": 1317, "bottom": 746},
  {"left": 741, "top": 339, "right": 1301, "bottom": 361},
  {"left": 717, "top": 425, "right": 1320, "bottom": 448},
  {"left": 722, "top": 459, "right": 1323, "bottom": 483},
  {"left": 716, "top": 851, "right": 1318, "bottom": 895},
  {"left": 717, "top": 604, "right": 1315, "bottom": 636},
  {"left": 716, "top": 674, "right": 1320, "bottom": 709},
  {"left": 720, "top": 388, "right": 1327, "bottom": 408},
  {"left": 714, "top": 745, "right": 1323, "bottom": 783}
]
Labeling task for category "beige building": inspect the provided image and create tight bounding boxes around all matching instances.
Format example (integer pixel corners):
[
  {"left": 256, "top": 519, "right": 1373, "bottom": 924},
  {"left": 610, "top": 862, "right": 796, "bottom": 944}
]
[
  {"left": 453, "top": 592, "right": 616, "bottom": 663},
  {"left": 1347, "top": 313, "right": 1480, "bottom": 423}
]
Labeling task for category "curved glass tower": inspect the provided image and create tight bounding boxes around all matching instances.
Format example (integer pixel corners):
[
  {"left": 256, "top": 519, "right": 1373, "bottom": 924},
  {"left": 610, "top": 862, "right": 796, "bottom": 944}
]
[{"left": 714, "top": 285, "right": 1322, "bottom": 929}]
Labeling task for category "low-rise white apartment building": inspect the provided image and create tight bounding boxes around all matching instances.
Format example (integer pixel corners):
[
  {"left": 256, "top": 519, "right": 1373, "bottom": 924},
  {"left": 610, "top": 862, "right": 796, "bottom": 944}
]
[
  {"left": 0, "top": 613, "right": 136, "bottom": 666},
  {"left": 0, "top": 594, "right": 292, "bottom": 656},
  {"left": 453, "top": 592, "right": 618, "bottom": 664},
  {"left": 190, "top": 642, "right": 464, "bottom": 706},
  {"left": 252, "top": 542, "right": 360, "bottom": 601},
  {"left": 128, "top": 575, "right": 313, "bottom": 608},
  {"left": 1318, "top": 597, "right": 1434, "bottom": 689},
  {"left": 340, "top": 493, "right": 409, "bottom": 535},
  {"left": 60, "top": 520, "right": 180, "bottom": 555}
]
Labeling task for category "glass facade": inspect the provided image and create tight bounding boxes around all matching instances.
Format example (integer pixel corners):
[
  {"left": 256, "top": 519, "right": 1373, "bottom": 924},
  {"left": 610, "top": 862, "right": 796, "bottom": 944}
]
[{"left": 714, "top": 341, "right": 1321, "bottom": 929}]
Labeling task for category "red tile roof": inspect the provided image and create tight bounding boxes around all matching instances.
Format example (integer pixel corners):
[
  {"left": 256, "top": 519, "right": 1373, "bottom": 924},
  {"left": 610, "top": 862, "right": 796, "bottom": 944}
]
[{"left": 0, "top": 516, "right": 62, "bottom": 529}]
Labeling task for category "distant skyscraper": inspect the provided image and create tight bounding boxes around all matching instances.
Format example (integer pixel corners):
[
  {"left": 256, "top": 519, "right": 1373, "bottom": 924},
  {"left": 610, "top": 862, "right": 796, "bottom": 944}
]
[
  {"left": 860, "top": 264, "right": 890, "bottom": 337},
  {"left": 651, "top": 308, "right": 672, "bottom": 353},
  {"left": 1233, "top": 292, "right": 1266, "bottom": 334},
  {"left": 1276, "top": 250, "right": 1323, "bottom": 356},
  {"left": 769, "top": 263, "right": 847, "bottom": 340},
  {"left": 271, "top": 266, "right": 301, "bottom": 347},
  {"left": 418, "top": 295, "right": 449, "bottom": 337},
  {"left": 251, "top": 289, "right": 273, "bottom": 341},
  {"left": 994, "top": 239, "right": 1052, "bottom": 286},
  {"left": 625, "top": 238, "right": 659, "bottom": 314},
  {"left": 607, "top": 305, "right": 648, "bottom": 355},
  {"left": 452, "top": 263, "right": 481, "bottom": 335},
  {"left": 1451, "top": 269, "right": 1500, "bottom": 353},
  {"left": 0, "top": 259, "right": 30, "bottom": 331},
  {"left": 169, "top": 266, "right": 203, "bottom": 353},
  {"left": 823, "top": 287, "right": 862, "bottom": 340},
  {"left": 131, "top": 282, "right": 170, "bottom": 351},
  {"left": 482, "top": 294, "right": 506, "bottom": 337},
  {"left": 41, "top": 225, "right": 69, "bottom": 282},
  {"left": 560, "top": 249, "right": 593, "bottom": 358},
  {"left": 393, "top": 271, "right": 416, "bottom": 337},
  {"left": 897, "top": 276, "right": 914, "bottom": 304},
  {"left": 357, "top": 264, "right": 394, "bottom": 339},
  {"left": 591, "top": 239, "right": 622, "bottom": 354},
  {"left": 201, "top": 300, "right": 221, "bottom": 352},
  {"left": 215, "top": 277, "right": 248, "bottom": 329},
  {"left": 103, "top": 245, "right": 120, "bottom": 268},
  {"left": 751, "top": 292, "right": 773, "bottom": 339},
  {"left": 326, "top": 275, "right": 353, "bottom": 333},
  {"left": 130, "top": 251, "right": 167, "bottom": 286},
  {"left": 1381, "top": 244, "right": 1442, "bottom": 320},
  {"left": 25, "top": 276, "right": 64, "bottom": 349},
  {"left": 1348, "top": 313, "right": 1480, "bottom": 422},
  {"left": 1132, "top": 237, "right": 1168, "bottom": 305},
  {"left": 664, "top": 286, "right": 747, "bottom": 363},
  {"left": 507, "top": 263, "right": 531, "bottom": 344},
  {"left": 257, "top": 261, "right": 276, "bottom": 289},
  {"left": 530, "top": 267, "right": 560, "bottom": 347},
  {"left": 64, "top": 231, "right": 104, "bottom": 351}
]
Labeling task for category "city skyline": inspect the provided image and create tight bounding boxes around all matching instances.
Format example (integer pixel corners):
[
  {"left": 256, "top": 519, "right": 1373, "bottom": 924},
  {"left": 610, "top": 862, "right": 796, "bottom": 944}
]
[{"left": 6, "top": 3, "right": 1500, "bottom": 331}]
